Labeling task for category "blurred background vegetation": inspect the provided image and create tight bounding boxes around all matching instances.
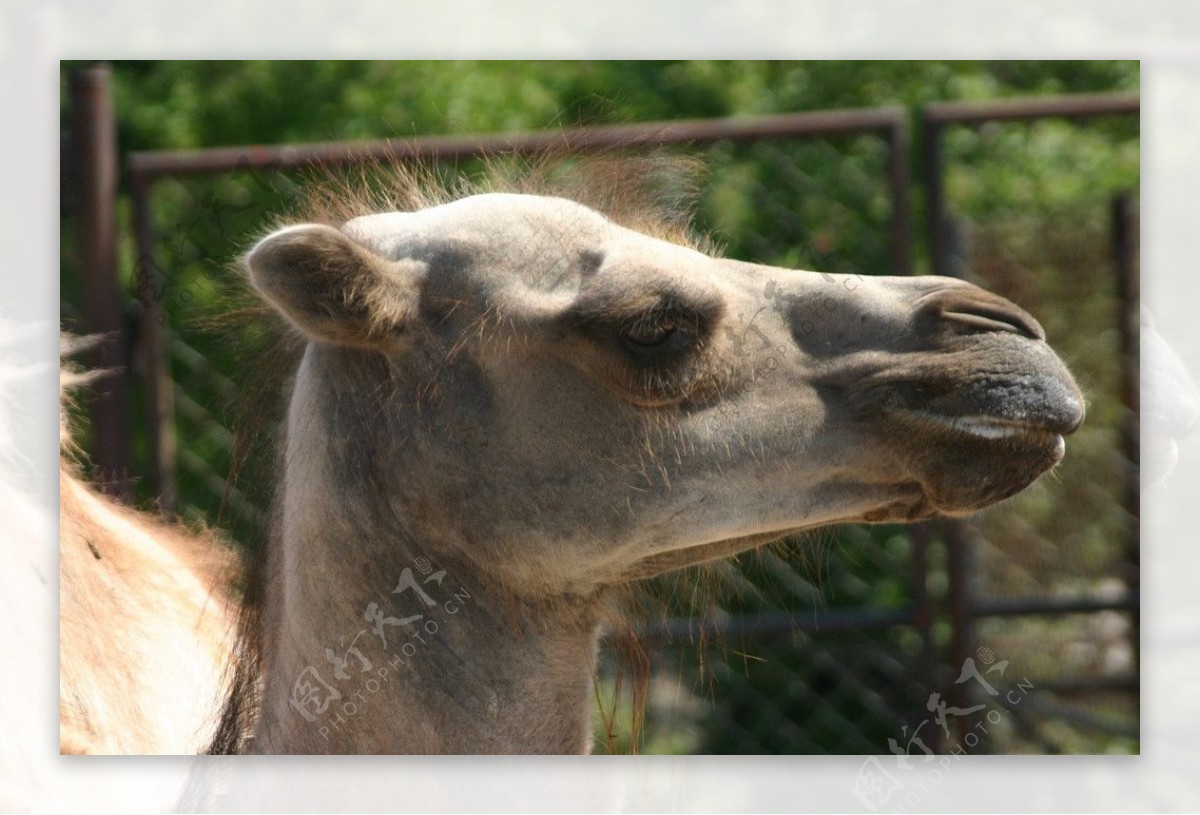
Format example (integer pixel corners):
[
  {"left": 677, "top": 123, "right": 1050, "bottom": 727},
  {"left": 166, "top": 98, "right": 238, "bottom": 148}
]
[{"left": 59, "top": 60, "right": 1139, "bottom": 755}]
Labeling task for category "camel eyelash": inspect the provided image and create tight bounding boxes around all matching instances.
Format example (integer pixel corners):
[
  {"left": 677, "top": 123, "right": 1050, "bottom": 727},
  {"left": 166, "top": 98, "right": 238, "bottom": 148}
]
[
  {"left": 618, "top": 304, "right": 704, "bottom": 360},
  {"left": 622, "top": 307, "right": 683, "bottom": 346}
]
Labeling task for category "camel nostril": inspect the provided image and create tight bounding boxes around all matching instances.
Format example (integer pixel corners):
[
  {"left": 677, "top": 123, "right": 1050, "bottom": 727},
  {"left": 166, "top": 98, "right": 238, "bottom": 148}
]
[
  {"left": 921, "top": 287, "right": 1046, "bottom": 341},
  {"left": 942, "top": 307, "right": 1044, "bottom": 340}
]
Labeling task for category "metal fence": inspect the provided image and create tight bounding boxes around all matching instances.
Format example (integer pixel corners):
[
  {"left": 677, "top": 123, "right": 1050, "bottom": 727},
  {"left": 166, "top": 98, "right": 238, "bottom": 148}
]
[{"left": 60, "top": 67, "right": 1139, "bottom": 757}]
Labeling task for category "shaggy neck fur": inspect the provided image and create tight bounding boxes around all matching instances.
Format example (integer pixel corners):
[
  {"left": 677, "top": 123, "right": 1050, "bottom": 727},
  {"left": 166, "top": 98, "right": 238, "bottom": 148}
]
[
  {"left": 250, "top": 347, "right": 603, "bottom": 754},
  {"left": 251, "top": 556, "right": 602, "bottom": 754}
]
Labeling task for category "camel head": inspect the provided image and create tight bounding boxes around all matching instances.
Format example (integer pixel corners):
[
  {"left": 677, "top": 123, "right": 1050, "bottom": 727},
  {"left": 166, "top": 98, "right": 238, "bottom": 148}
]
[{"left": 247, "top": 192, "right": 1083, "bottom": 597}]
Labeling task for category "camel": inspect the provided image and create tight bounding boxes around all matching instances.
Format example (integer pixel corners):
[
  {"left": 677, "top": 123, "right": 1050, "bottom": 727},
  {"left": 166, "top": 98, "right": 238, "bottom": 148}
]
[
  {"left": 58, "top": 340, "right": 239, "bottom": 755},
  {"left": 201, "top": 165, "right": 1085, "bottom": 755}
]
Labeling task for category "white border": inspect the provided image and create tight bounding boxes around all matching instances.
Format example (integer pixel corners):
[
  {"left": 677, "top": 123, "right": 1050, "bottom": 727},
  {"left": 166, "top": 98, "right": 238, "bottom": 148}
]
[{"left": 5, "top": 3, "right": 1198, "bottom": 811}]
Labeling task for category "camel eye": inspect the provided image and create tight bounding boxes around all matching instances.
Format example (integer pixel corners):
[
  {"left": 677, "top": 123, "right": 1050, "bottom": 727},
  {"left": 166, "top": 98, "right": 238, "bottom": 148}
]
[
  {"left": 618, "top": 308, "right": 701, "bottom": 362},
  {"left": 622, "top": 314, "right": 680, "bottom": 348}
]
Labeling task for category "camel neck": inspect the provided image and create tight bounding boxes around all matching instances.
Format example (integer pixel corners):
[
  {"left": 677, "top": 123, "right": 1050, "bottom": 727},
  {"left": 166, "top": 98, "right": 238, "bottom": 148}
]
[
  {"left": 249, "top": 347, "right": 603, "bottom": 753},
  {"left": 250, "top": 537, "right": 602, "bottom": 754}
]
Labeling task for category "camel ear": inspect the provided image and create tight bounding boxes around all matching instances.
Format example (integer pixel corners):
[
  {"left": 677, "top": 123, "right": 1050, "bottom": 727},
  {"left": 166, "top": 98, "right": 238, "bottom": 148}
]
[{"left": 246, "top": 224, "right": 422, "bottom": 347}]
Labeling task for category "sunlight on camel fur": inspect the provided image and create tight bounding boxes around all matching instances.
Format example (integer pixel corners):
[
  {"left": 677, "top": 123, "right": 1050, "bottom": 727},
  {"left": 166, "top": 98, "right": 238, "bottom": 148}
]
[{"left": 59, "top": 340, "right": 239, "bottom": 755}]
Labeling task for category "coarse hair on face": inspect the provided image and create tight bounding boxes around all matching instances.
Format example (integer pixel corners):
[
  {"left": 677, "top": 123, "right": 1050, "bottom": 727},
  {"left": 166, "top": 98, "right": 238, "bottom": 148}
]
[{"left": 292, "top": 147, "right": 716, "bottom": 254}]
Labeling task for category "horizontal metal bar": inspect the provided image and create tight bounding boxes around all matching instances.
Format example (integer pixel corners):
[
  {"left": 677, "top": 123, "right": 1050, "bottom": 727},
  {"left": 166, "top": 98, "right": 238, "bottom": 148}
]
[
  {"left": 127, "top": 106, "right": 907, "bottom": 179},
  {"left": 1024, "top": 674, "right": 1139, "bottom": 694},
  {"left": 923, "top": 92, "right": 1138, "bottom": 126},
  {"left": 1005, "top": 688, "right": 1140, "bottom": 739},
  {"left": 633, "top": 591, "right": 1138, "bottom": 642},
  {"left": 635, "top": 604, "right": 918, "bottom": 642},
  {"left": 968, "top": 592, "right": 1139, "bottom": 619}
]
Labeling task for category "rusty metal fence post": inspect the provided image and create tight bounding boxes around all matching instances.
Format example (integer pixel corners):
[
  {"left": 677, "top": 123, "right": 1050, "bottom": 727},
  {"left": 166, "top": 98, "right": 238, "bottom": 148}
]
[
  {"left": 886, "top": 114, "right": 913, "bottom": 277},
  {"left": 128, "top": 169, "right": 177, "bottom": 512},
  {"left": 1114, "top": 190, "right": 1140, "bottom": 694},
  {"left": 68, "top": 65, "right": 131, "bottom": 498}
]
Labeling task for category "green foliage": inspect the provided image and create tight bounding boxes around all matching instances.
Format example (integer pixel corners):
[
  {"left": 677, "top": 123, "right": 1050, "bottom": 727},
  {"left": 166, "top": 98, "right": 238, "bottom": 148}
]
[{"left": 62, "top": 60, "right": 1137, "bottom": 154}]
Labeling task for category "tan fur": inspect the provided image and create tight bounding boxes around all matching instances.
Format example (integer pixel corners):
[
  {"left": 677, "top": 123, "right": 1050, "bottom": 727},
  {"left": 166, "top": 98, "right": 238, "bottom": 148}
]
[{"left": 59, "top": 365, "right": 239, "bottom": 755}]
